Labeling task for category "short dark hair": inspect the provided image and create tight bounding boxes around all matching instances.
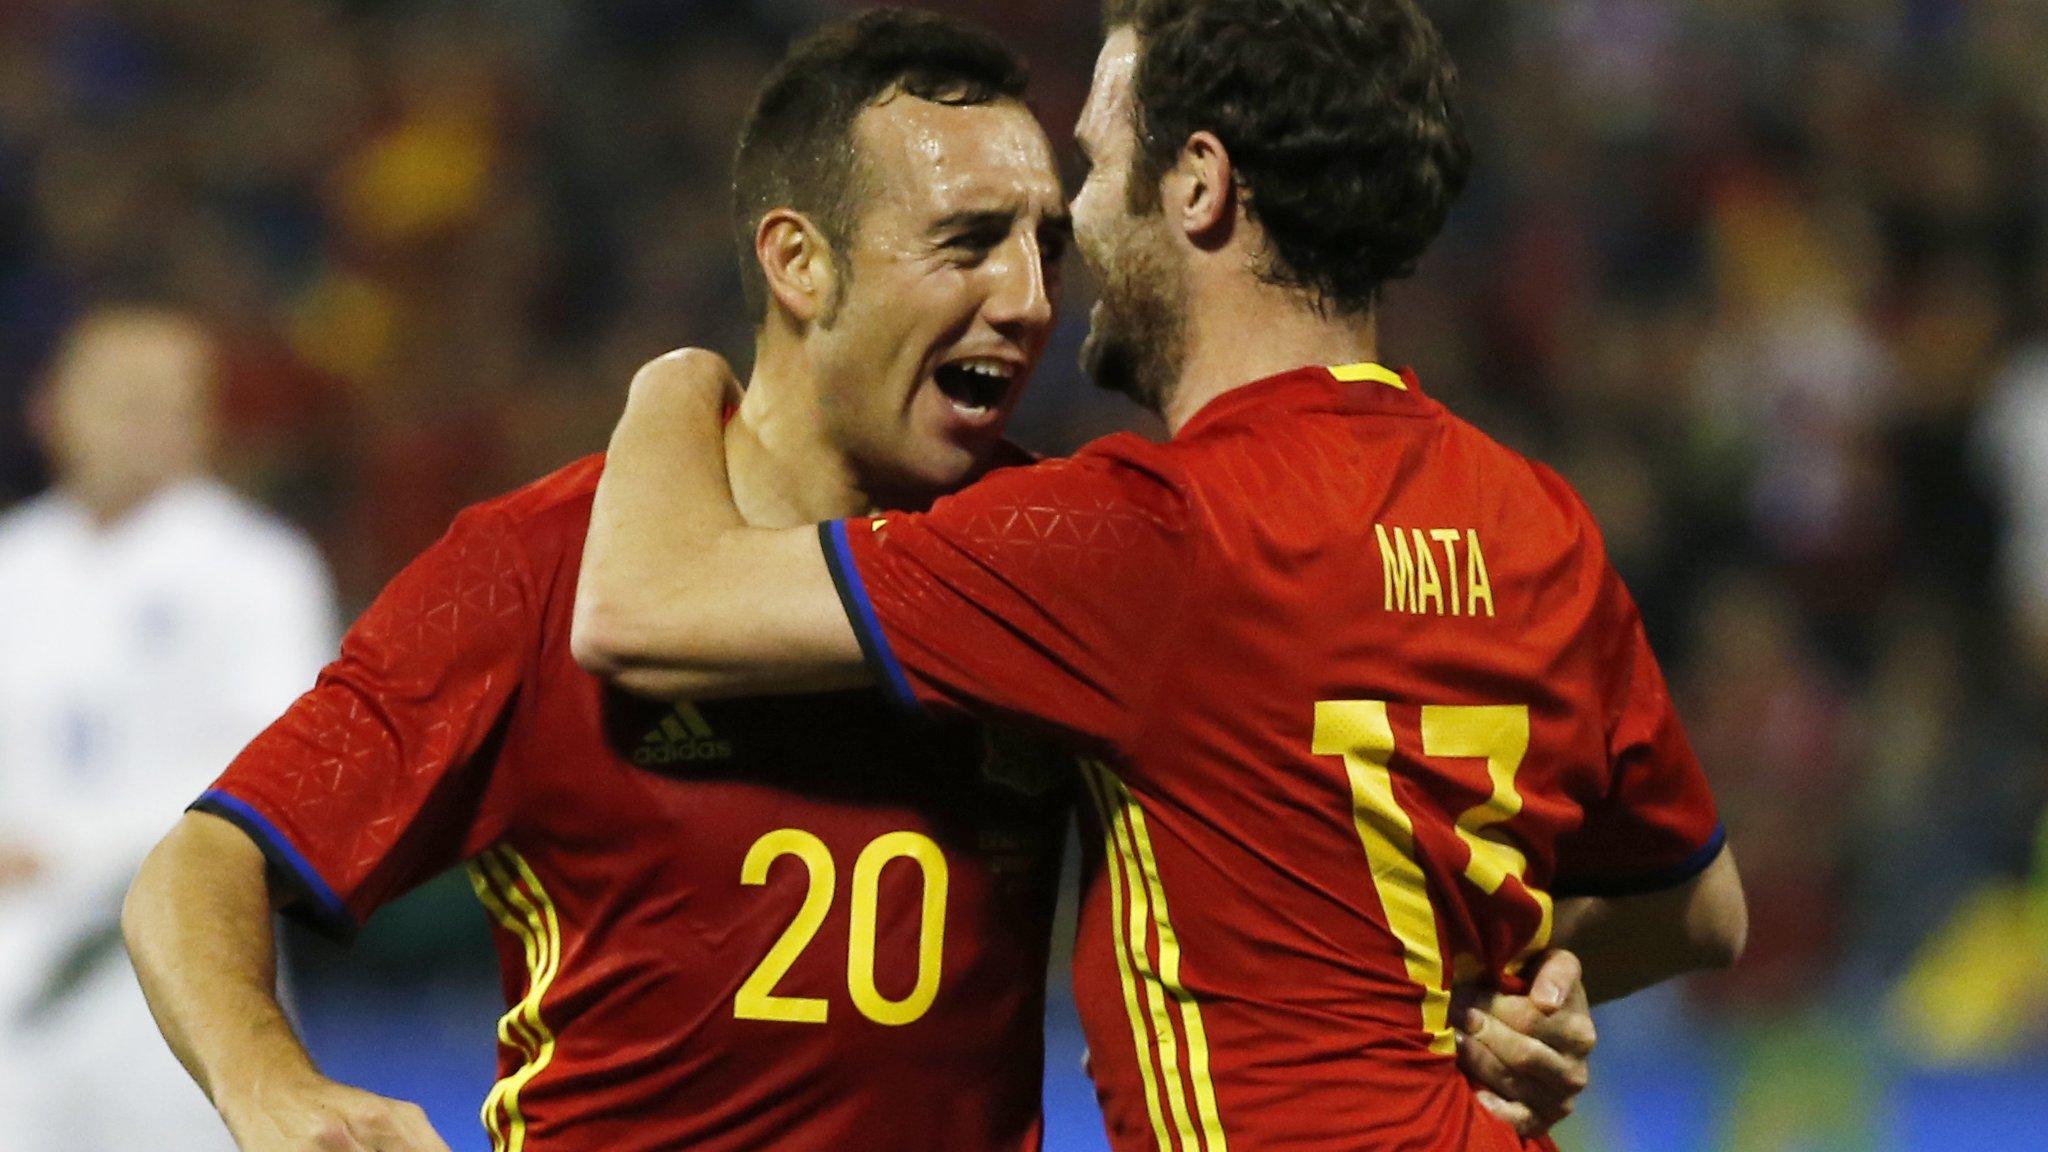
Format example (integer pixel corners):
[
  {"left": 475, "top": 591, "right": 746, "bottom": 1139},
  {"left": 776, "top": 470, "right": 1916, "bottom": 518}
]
[
  {"left": 731, "top": 8, "right": 1030, "bottom": 322},
  {"left": 1109, "top": 0, "right": 1469, "bottom": 315}
]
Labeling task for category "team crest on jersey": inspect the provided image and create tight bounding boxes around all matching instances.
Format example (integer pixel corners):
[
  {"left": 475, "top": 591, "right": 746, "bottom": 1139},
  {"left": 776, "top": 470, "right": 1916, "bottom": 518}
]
[
  {"left": 631, "top": 703, "right": 733, "bottom": 767},
  {"left": 978, "top": 726, "right": 1069, "bottom": 798}
]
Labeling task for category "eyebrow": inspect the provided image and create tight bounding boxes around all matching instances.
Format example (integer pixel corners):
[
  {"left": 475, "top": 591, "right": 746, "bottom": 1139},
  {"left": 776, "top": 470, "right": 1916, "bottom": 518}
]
[
  {"left": 932, "top": 210, "right": 1015, "bottom": 235},
  {"left": 931, "top": 208, "right": 1073, "bottom": 240}
]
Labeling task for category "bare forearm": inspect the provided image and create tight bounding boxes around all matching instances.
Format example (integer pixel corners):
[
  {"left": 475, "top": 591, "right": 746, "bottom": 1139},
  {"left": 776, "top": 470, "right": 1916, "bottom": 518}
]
[
  {"left": 122, "top": 812, "right": 320, "bottom": 1107},
  {"left": 573, "top": 351, "right": 868, "bottom": 697},
  {"left": 577, "top": 351, "right": 745, "bottom": 678},
  {"left": 1550, "top": 845, "right": 1746, "bottom": 1004}
]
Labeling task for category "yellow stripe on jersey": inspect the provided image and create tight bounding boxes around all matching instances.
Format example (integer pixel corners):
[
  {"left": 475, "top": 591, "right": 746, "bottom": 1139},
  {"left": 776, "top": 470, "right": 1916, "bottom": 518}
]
[
  {"left": 1123, "top": 790, "right": 1230, "bottom": 1152},
  {"left": 1105, "top": 774, "right": 1203, "bottom": 1152},
  {"left": 1085, "top": 761, "right": 1231, "bottom": 1152},
  {"left": 1083, "top": 764, "right": 1178, "bottom": 1152},
  {"left": 467, "top": 856, "right": 528, "bottom": 1151},
  {"left": 1327, "top": 361, "right": 1407, "bottom": 390},
  {"left": 467, "top": 846, "right": 565, "bottom": 1152},
  {"left": 1311, "top": 701, "right": 1455, "bottom": 1055}
]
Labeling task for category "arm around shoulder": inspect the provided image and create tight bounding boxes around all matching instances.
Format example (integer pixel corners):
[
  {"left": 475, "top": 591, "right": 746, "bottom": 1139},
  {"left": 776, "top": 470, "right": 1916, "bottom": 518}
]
[{"left": 572, "top": 351, "right": 868, "bottom": 700}]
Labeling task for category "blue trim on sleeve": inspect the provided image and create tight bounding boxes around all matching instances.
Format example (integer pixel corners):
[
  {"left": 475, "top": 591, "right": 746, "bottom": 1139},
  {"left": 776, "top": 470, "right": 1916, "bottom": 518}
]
[
  {"left": 190, "top": 789, "right": 355, "bottom": 939},
  {"left": 1552, "top": 822, "right": 1728, "bottom": 899},
  {"left": 819, "top": 519, "right": 920, "bottom": 714}
]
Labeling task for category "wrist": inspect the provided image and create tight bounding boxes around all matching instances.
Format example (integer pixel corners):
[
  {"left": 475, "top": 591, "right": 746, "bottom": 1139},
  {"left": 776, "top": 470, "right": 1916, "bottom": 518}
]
[{"left": 209, "top": 1043, "right": 327, "bottom": 1125}]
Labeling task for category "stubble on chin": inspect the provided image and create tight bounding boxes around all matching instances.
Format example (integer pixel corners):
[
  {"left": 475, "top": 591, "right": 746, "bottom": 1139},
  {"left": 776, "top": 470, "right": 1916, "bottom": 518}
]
[{"left": 1079, "top": 247, "right": 1185, "bottom": 415}]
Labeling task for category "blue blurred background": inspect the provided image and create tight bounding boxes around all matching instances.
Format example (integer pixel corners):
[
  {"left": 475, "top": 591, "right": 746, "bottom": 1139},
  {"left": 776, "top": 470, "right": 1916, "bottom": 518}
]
[{"left": 5, "top": 0, "right": 2048, "bottom": 1148}]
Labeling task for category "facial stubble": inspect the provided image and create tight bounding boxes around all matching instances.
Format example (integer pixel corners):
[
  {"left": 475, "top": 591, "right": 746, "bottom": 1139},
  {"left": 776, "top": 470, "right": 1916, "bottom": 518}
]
[{"left": 1079, "top": 214, "right": 1186, "bottom": 415}]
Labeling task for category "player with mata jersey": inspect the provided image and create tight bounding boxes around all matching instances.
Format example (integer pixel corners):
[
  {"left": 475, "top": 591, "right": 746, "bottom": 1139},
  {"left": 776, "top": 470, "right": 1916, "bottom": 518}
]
[{"left": 571, "top": 1, "right": 1747, "bottom": 1149}]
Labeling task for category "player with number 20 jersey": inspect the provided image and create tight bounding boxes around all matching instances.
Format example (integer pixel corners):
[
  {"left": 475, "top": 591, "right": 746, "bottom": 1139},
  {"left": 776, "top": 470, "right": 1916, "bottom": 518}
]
[
  {"left": 195, "top": 457, "right": 1067, "bottom": 1152},
  {"left": 823, "top": 362, "right": 1724, "bottom": 1152}
]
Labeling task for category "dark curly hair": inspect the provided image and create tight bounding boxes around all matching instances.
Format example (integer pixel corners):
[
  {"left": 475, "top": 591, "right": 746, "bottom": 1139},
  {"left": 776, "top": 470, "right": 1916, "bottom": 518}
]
[
  {"left": 732, "top": 9, "right": 1029, "bottom": 322},
  {"left": 1106, "top": 0, "right": 1469, "bottom": 316}
]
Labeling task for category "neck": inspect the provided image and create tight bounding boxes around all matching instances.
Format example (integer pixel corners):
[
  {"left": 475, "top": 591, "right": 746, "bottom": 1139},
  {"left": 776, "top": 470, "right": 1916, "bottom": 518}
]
[
  {"left": 1159, "top": 279, "right": 1378, "bottom": 434},
  {"left": 724, "top": 339, "right": 874, "bottom": 529}
]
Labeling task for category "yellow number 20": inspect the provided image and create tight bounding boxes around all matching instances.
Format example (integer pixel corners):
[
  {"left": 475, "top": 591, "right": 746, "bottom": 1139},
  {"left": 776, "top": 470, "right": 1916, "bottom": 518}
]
[
  {"left": 734, "top": 829, "right": 949, "bottom": 1026},
  {"left": 1311, "top": 701, "right": 1550, "bottom": 1055}
]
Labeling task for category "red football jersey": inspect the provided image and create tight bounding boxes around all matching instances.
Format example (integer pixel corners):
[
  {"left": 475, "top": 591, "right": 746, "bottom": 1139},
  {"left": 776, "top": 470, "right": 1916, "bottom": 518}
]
[
  {"left": 824, "top": 364, "right": 1723, "bottom": 1152},
  {"left": 196, "top": 456, "right": 1068, "bottom": 1152}
]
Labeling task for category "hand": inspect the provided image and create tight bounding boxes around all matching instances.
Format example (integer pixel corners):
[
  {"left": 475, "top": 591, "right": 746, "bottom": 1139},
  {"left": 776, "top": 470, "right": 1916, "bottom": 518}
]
[
  {"left": 1451, "top": 949, "right": 1596, "bottom": 1138},
  {"left": 217, "top": 1074, "right": 453, "bottom": 1152},
  {"left": 0, "top": 843, "right": 44, "bottom": 890}
]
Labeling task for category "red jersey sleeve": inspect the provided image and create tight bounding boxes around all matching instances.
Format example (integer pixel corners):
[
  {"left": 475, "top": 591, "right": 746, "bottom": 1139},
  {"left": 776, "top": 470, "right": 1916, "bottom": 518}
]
[
  {"left": 192, "top": 505, "right": 535, "bottom": 939},
  {"left": 1553, "top": 571, "right": 1724, "bottom": 896},
  {"left": 821, "top": 441, "right": 1194, "bottom": 749}
]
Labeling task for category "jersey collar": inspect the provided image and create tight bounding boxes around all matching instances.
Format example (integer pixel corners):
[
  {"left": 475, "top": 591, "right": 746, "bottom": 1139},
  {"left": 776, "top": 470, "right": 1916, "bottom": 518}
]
[{"left": 1174, "top": 361, "right": 1432, "bottom": 440}]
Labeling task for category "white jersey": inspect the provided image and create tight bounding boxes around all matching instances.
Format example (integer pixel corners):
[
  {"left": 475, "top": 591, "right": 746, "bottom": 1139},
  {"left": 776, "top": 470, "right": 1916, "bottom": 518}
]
[{"left": 0, "top": 477, "right": 336, "bottom": 1151}]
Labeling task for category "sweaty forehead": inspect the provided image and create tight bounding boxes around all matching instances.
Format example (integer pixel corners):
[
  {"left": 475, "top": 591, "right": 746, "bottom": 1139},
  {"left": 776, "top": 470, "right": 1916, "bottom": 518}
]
[
  {"left": 1078, "top": 30, "right": 1139, "bottom": 154},
  {"left": 852, "top": 96, "right": 1060, "bottom": 214}
]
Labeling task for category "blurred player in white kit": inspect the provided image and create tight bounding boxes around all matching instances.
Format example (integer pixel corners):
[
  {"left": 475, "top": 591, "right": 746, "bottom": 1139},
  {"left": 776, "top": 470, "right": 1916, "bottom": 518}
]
[{"left": 0, "top": 307, "right": 337, "bottom": 1151}]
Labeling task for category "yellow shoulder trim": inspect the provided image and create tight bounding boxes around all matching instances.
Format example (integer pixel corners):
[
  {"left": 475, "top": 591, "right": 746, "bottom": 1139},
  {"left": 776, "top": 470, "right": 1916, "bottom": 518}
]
[{"left": 1328, "top": 362, "right": 1407, "bottom": 390}]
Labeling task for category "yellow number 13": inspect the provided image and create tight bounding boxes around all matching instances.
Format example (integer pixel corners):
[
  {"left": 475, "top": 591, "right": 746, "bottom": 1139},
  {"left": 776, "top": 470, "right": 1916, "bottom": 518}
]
[{"left": 1312, "top": 701, "right": 1552, "bottom": 1055}]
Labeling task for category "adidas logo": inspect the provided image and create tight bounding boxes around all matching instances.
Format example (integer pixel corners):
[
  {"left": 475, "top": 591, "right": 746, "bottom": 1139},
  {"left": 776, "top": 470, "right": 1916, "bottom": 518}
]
[{"left": 633, "top": 704, "right": 733, "bottom": 766}]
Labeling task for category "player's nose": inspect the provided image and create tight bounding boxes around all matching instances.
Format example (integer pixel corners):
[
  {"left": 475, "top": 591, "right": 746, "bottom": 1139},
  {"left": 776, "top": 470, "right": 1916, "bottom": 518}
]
[{"left": 982, "top": 232, "right": 1055, "bottom": 337}]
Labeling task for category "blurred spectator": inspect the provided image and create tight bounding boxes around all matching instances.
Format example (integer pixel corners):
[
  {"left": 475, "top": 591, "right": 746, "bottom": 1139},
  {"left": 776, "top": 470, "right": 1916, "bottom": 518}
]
[{"left": 0, "top": 307, "right": 336, "bottom": 1151}]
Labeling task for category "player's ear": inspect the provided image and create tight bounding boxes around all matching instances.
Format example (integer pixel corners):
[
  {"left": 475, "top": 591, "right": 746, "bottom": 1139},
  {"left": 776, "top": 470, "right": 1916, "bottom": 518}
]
[
  {"left": 1172, "top": 130, "right": 1235, "bottom": 247},
  {"left": 757, "top": 209, "right": 840, "bottom": 326}
]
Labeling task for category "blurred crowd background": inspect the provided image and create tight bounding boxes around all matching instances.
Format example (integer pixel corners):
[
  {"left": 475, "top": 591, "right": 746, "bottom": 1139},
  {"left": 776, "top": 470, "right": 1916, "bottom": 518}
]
[{"left": 4, "top": 0, "right": 2048, "bottom": 1148}]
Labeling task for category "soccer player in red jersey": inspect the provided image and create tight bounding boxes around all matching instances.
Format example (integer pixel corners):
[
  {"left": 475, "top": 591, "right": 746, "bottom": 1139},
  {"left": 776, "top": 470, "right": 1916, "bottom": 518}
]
[
  {"left": 120, "top": 13, "right": 1077, "bottom": 1152},
  {"left": 572, "top": 2, "right": 1748, "bottom": 1151}
]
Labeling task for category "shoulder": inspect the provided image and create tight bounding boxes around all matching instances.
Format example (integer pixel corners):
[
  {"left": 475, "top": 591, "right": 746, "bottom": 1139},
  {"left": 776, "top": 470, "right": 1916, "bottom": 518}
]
[
  {"left": 1420, "top": 410, "right": 1609, "bottom": 551},
  {"left": 436, "top": 454, "right": 604, "bottom": 562},
  {"left": 1516, "top": 453, "right": 1612, "bottom": 556},
  {"left": 472, "top": 454, "right": 606, "bottom": 523},
  {"left": 929, "top": 433, "right": 1190, "bottom": 536}
]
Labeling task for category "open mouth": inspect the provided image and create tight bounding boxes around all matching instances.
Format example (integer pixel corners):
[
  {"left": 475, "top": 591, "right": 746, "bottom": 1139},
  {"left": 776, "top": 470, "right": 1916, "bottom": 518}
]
[{"left": 932, "top": 357, "right": 1016, "bottom": 418}]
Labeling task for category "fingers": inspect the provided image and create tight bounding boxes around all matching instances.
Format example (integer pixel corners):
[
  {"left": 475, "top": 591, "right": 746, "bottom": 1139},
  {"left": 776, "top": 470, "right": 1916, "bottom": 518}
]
[
  {"left": 1489, "top": 950, "right": 1597, "bottom": 1058},
  {"left": 1453, "top": 951, "right": 1598, "bottom": 1138},
  {"left": 1461, "top": 1006, "right": 1588, "bottom": 1118},
  {"left": 1474, "top": 1088, "right": 1543, "bottom": 1139},
  {"left": 1542, "top": 999, "right": 1597, "bottom": 1060},
  {"left": 1457, "top": 1030, "right": 1555, "bottom": 1138},
  {"left": 1484, "top": 991, "right": 1598, "bottom": 1060},
  {"left": 1526, "top": 948, "right": 1584, "bottom": 1013}
]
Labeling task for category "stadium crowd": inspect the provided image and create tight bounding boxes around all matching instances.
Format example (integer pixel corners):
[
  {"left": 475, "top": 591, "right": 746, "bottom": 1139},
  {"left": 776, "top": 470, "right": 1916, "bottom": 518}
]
[{"left": 2, "top": 0, "right": 2046, "bottom": 1125}]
